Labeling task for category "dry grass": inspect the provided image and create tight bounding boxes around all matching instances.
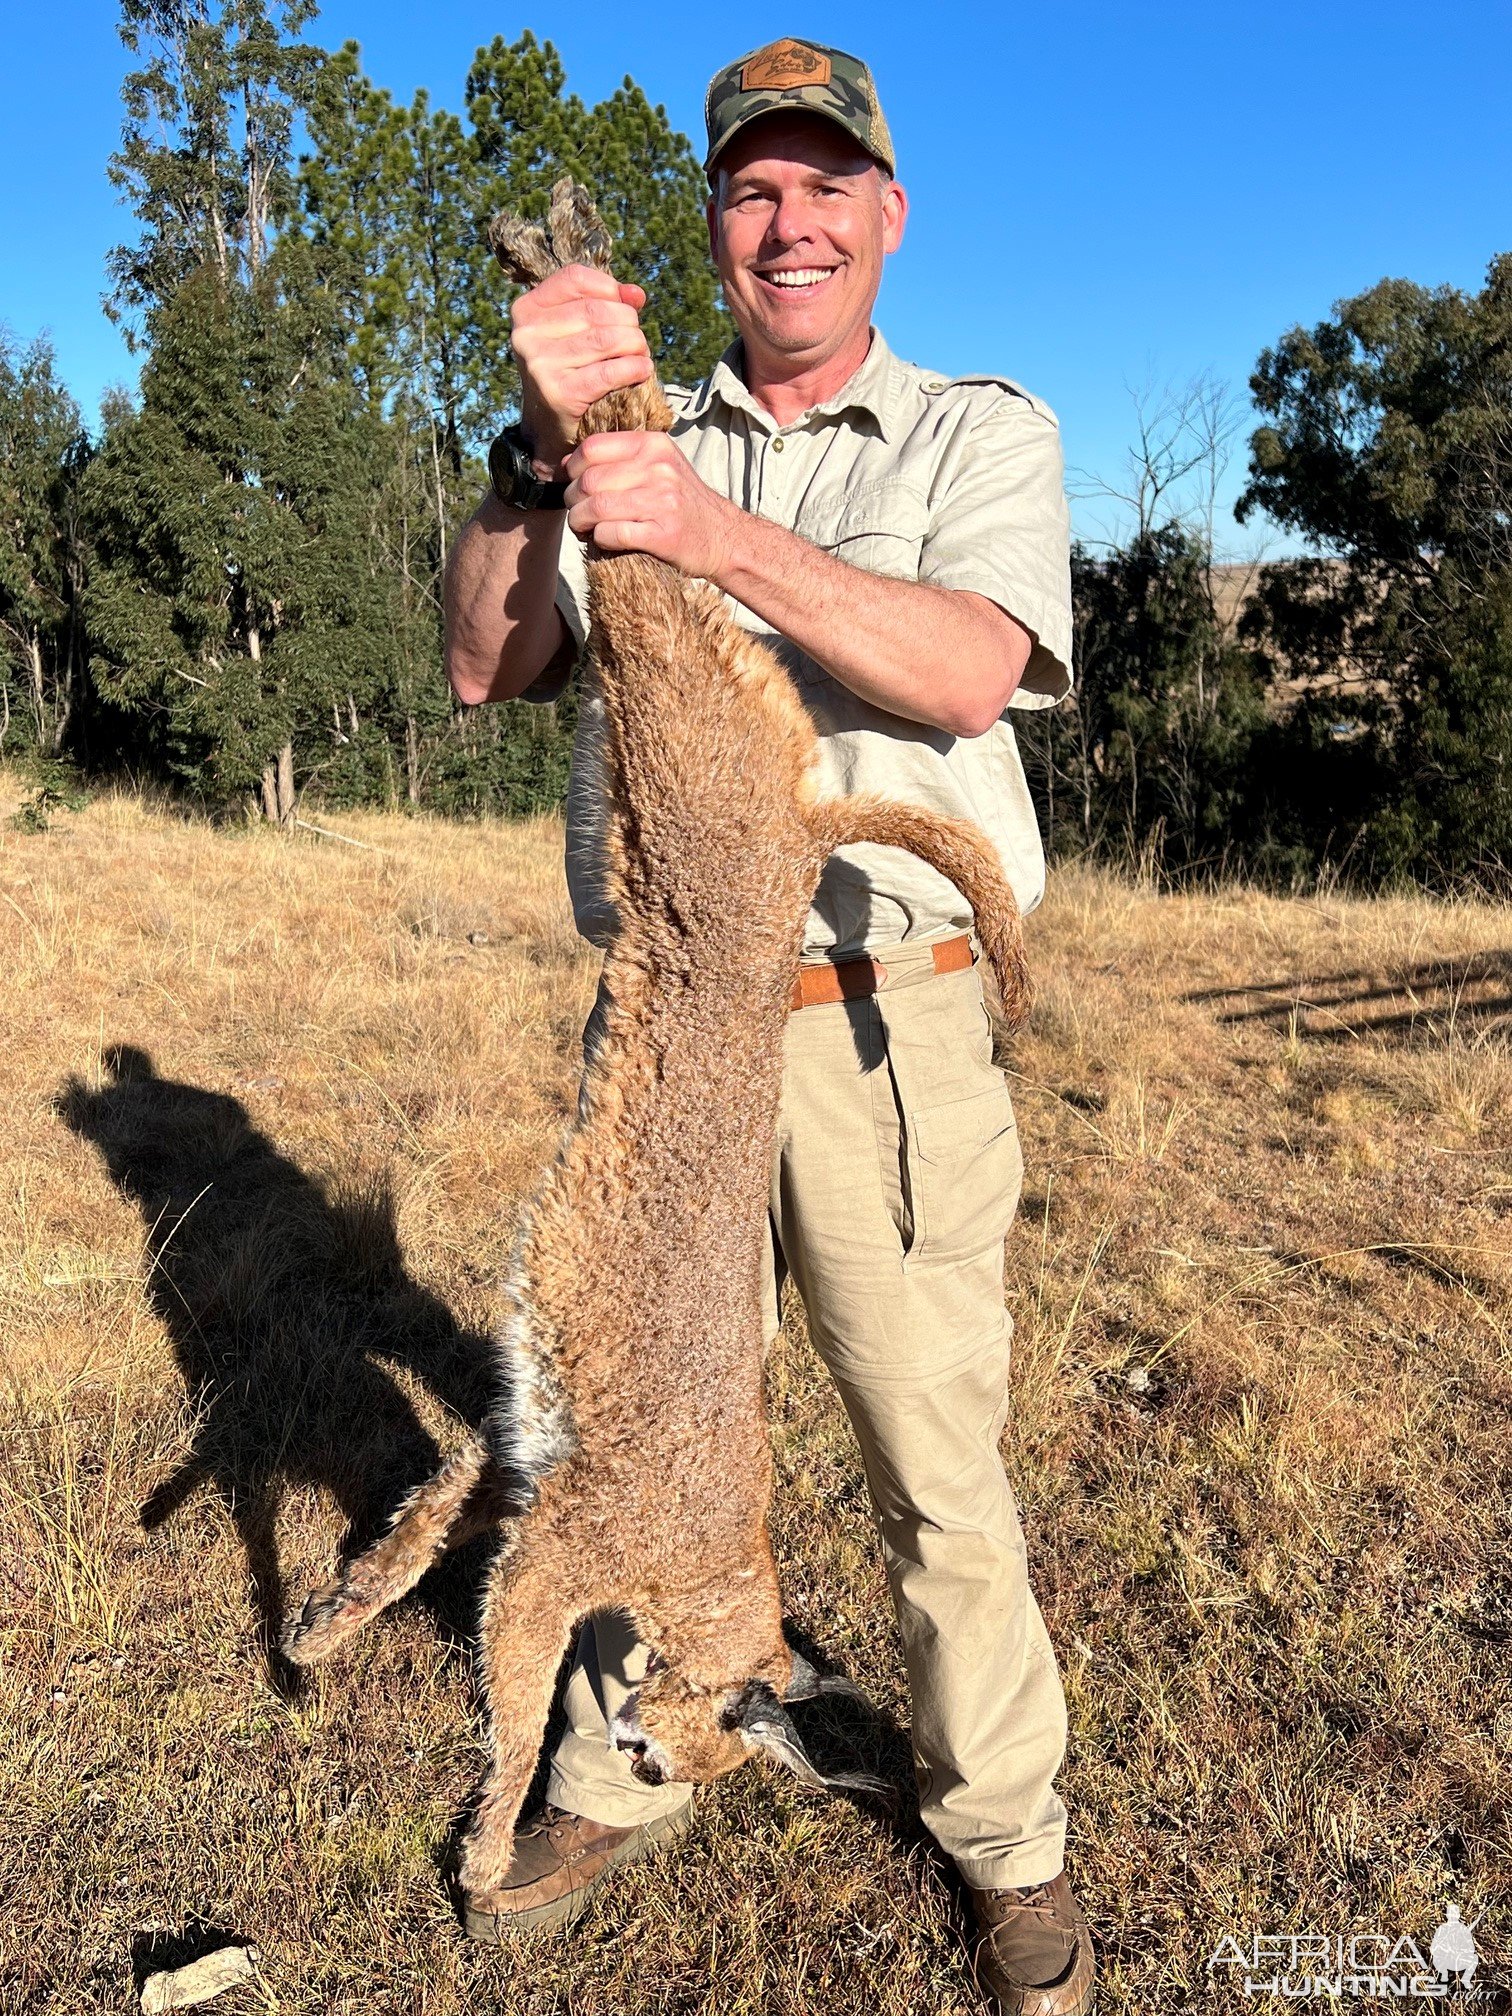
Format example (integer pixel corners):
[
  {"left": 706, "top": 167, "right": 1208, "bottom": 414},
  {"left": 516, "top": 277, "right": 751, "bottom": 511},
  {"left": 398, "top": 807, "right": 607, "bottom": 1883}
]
[{"left": 2, "top": 774, "right": 1509, "bottom": 2013}]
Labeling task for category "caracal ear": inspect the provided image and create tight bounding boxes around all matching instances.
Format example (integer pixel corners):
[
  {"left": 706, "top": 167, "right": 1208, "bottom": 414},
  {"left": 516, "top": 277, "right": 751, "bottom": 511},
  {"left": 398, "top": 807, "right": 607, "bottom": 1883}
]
[
  {"left": 783, "top": 1650, "right": 872, "bottom": 1706},
  {"left": 732, "top": 1682, "right": 894, "bottom": 1801}
]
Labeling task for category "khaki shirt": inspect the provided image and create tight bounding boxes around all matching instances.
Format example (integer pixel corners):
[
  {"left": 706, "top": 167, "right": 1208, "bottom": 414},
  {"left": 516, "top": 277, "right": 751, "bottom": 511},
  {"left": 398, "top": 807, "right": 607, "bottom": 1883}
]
[{"left": 528, "top": 329, "right": 1072, "bottom": 958}]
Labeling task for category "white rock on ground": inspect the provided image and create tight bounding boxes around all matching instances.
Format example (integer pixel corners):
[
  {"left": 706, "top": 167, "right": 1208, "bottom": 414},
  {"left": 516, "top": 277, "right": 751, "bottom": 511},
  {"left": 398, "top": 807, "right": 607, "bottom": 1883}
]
[{"left": 139, "top": 1944, "right": 260, "bottom": 2012}]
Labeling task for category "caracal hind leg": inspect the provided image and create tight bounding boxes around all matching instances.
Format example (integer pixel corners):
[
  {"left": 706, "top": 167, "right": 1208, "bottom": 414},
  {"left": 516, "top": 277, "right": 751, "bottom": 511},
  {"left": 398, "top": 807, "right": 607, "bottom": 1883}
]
[
  {"left": 282, "top": 1438, "right": 505, "bottom": 1665},
  {"left": 458, "top": 1533, "right": 589, "bottom": 1902}
]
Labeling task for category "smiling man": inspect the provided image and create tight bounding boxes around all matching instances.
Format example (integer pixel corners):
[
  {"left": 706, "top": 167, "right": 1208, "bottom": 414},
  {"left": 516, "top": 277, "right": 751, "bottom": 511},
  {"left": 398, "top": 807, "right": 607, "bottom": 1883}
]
[{"left": 444, "top": 38, "right": 1093, "bottom": 2016}]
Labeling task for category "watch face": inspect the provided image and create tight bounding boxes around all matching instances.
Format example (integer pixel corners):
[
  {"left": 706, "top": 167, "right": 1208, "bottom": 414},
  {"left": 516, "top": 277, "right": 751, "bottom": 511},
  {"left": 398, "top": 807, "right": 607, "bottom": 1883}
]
[{"left": 489, "top": 431, "right": 527, "bottom": 507}]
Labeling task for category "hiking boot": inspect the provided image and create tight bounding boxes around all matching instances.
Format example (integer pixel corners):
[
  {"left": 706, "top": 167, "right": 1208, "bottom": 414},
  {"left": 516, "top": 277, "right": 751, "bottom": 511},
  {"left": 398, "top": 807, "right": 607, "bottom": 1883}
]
[
  {"left": 461, "top": 1799, "right": 694, "bottom": 1939},
  {"left": 968, "top": 1871, "right": 1097, "bottom": 2015}
]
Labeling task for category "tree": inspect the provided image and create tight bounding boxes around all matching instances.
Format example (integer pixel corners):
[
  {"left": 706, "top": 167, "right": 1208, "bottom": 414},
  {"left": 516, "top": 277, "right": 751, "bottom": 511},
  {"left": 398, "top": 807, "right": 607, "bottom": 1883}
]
[
  {"left": 1238, "top": 255, "right": 1512, "bottom": 881},
  {"left": 1021, "top": 528, "right": 1263, "bottom": 872},
  {"left": 1023, "top": 380, "right": 1266, "bottom": 874},
  {"left": 44, "top": 12, "right": 726, "bottom": 820},
  {"left": 0, "top": 336, "right": 91, "bottom": 757},
  {"left": 303, "top": 32, "right": 728, "bottom": 477},
  {"left": 85, "top": 254, "right": 403, "bottom": 814},
  {"left": 106, "top": 0, "right": 320, "bottom": 339},
  {"left": 296, "top": 29, "right": 728, "bottom": 819},
  {"left": 87, "top": 0, "right": 389, "bottom": 823}
]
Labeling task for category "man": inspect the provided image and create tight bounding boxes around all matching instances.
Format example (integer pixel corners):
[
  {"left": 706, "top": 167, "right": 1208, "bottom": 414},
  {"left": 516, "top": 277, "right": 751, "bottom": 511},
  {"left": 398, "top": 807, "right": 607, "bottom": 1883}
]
[{"left": 444, "top": 39, "right": 1094, "bottom": 2016}]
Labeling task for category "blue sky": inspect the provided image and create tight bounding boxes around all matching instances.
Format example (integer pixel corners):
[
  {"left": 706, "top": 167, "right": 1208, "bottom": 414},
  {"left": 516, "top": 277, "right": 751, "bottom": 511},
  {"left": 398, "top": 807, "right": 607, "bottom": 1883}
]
[{"left": 4, "top": 0, "right": 1509, "bottom": 555}]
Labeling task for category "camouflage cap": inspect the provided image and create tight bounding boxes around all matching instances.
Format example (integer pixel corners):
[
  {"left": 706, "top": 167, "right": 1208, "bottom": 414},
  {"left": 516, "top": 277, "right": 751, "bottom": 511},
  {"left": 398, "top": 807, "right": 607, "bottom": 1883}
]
[{"left": 704, "top": 39, "right": 895, "bottom": 178}]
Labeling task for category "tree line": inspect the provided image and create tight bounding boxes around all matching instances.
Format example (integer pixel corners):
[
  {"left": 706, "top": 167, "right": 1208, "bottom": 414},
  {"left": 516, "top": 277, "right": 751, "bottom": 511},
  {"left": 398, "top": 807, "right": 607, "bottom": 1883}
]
[
  {"left": 3, "top": 0, "right": 1510, "bottom": 887},
  {"left": 2, "top": 1, "right": 726, "bottom": 824},
  {"left": 1017, "top": 261, "right": 1512, "bottom": 887}
]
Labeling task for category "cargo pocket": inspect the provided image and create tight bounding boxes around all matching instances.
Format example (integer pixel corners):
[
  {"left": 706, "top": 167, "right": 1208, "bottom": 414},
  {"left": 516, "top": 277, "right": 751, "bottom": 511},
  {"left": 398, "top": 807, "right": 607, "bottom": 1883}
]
[{"left": 906, "top": 1080, "right": 1022, "bottom": 1269}]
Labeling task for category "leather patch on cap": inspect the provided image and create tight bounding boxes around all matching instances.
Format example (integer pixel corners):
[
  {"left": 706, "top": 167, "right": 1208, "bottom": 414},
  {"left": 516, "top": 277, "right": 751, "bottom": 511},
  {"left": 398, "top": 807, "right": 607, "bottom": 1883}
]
[{"left": 741, "top": 40, "right": 832, "bottom": 90}]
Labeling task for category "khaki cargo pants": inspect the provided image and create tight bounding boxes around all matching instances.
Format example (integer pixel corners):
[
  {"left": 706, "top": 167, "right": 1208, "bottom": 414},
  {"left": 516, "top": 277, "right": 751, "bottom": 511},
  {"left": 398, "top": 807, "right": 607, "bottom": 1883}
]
[{"left": 546, "top": 935, "right": 1070, "bottom": 1889}]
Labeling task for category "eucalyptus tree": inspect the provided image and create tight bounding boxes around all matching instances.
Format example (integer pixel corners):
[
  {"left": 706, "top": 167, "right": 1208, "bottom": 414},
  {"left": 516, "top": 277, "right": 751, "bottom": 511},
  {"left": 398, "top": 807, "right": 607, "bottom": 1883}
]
[{"left": 86, "top": 0, "right": 392, "bottom": 822}]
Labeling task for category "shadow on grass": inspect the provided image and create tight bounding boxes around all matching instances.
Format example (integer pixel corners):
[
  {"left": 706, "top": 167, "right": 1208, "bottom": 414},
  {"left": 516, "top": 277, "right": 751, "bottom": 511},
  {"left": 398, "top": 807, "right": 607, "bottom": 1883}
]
[
  {"left": 58, "top": 1047, "right": 929, "bottom": 1881},
  {"left": 782, "top": 1619, "right": 923, "bottom": 1846},
  {"left": 57, "top": 1044, "right": 497, "bottom": 1692},
  {"left": 1186, "top": 954, "right": 1512, "bottom": 1044}
]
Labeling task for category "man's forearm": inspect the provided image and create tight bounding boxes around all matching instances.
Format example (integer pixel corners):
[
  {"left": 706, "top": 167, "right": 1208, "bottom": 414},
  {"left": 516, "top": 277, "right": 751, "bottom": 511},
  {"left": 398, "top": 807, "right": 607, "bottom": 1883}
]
[
  {"left": 444, "top": 493, "right": 572, "bottom": 706},
  {"left": 713, "top": 508, "right": 1032, "bottom": 739}
]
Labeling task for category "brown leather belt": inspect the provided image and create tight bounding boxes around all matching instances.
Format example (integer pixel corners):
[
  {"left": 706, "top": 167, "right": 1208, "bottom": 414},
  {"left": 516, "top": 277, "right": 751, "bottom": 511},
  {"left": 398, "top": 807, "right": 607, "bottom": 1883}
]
[{"left": 788, "top": 933, "right": 973, "bottom": 1011}]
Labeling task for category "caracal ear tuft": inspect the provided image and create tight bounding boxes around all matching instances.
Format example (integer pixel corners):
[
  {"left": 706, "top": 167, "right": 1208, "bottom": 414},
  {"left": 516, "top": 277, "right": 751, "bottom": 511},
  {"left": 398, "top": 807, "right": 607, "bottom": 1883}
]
[{"left": 488, "top": 179, "right": 615, "bottom": 289}]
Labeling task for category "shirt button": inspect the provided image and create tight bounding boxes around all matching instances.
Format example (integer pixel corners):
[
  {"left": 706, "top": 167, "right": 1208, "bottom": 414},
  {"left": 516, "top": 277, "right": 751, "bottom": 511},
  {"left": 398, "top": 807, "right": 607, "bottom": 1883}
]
[{"left": 771, "top": 437, "right": 785, "bottom": 453}]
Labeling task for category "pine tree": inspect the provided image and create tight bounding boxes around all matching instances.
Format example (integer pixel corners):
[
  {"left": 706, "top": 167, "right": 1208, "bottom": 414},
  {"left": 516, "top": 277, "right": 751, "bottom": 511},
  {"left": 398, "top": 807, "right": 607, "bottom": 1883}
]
[
  {"left": 464, "top": 31, "right": 727, "bottom": 391},
  {"left": 0, "top": 336, "right": 92, "bottom": 758},
  {"left": 296, "top": 29, "right": 728, "bottom": 817}
]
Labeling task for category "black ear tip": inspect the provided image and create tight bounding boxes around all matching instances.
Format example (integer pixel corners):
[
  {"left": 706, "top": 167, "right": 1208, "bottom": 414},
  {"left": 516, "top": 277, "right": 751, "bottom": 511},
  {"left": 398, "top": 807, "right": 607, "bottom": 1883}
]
[
  {"left": 785, "top": 1650, "right": 872, "bottom": 1707},
  {"left": 721, "top": 1677, "right": 779, "bottom": 1731}
]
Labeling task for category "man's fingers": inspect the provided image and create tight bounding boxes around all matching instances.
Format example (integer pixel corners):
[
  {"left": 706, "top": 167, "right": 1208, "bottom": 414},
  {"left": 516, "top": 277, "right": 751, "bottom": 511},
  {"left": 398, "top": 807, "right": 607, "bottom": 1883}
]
[
  {"left": 567, "top": 430, "right": 664, "bottom": 472},
  {"left": 513, "top": 301, "right": 644, "bottom": 346},
  {"left": 524, "top": 331, "right": 647, "bottom": 376},
  {"left": 584, "top": 292, "right": 645, "bottom": 333},
  {"left": 515, "top": 342, "right": 649, "bottom": 414},
  {"left": 566, "top": 353, "right": 654, "bottom": 404},
  {"left": 567, "top": 478, "right": 659, "bottom": 524},
  {"left": 513, "top": 266, "right": 639, "bottom": 318},
  {"left": 566, "top": 472, "right": 661, "bottom": 516},
  {"left": 545, "top": 262, "right": 627, "bottom": 299},
  {"left": 582, "top": 518, "right": 662, "bottom": 554}
]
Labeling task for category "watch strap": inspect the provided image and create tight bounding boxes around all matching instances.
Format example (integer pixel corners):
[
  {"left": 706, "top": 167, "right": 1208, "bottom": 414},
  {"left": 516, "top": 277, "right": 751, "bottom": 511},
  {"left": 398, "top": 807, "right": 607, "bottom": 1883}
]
[{"left": 489, "top": 425, "right": 568, "bottom": 511}]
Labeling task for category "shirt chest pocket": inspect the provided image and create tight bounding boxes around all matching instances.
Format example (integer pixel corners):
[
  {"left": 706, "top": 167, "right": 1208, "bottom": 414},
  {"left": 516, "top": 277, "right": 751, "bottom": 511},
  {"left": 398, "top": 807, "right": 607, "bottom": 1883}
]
[{"left": 803, "top": 481, "right": 929, "bottom": 580}]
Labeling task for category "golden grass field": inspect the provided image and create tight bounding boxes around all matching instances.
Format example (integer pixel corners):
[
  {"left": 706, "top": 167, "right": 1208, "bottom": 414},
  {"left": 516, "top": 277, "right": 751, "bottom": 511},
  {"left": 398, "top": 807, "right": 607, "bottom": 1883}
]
[{"left": 3, "top": 775, "right": 1509, "bottom": 2013}]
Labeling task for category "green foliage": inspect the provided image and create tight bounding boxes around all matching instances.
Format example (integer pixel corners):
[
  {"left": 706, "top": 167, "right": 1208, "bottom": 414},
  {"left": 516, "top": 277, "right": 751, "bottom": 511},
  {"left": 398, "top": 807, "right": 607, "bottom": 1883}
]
[
  {"left": 6, "top": 755, "right": 92, "bottom": 834},
  {"left": 59, "top": 7, "right": 1512, "bottom": 879},
  {"left": 107, "top": 0, "right": 321, "bottom": 340},
  {"left": 1021, "top": 527, "right": 1266, "bottom": 876},
  {"left": 290, "top": 26, "right": 728, "bottom": 820},
  {"left": 73, "top": 10, "right": 724, "bottom": 820},
  {"left": 460, "top": 33, "right": 728, "bottom": 403},
  {"left": 0, "top": 336, "right": 92, "bottom": 759},
  {"left": 85, "top": 0, "right": 400, "bottom": 819},
  {"left": 1238, "top": 255, "right": 1512, "bottom": 883}
]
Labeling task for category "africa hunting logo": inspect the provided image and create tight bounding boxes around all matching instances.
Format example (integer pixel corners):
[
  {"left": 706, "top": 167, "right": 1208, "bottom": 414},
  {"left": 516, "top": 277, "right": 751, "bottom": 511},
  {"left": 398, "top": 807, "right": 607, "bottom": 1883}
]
[{"left": 1209, "top": 1903, "right": 1507, "bottom": 2001}]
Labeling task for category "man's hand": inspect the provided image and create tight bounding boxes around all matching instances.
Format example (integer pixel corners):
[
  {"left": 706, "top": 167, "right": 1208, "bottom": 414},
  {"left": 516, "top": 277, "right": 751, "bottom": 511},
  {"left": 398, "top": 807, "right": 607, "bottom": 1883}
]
[
  {"left": 511, "top": 265, "right": 653, "bottom": 473},
  {"left": 565, "top": 432, "right": 738, "bottom": 581},
  {"left": 564, "top": 429, "right": 1032, "bottom": 735}
]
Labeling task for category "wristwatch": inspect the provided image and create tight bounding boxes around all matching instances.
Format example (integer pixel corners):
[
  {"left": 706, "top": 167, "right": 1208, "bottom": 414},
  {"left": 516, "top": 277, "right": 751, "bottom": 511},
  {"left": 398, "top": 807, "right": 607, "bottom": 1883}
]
[{"left": 488, "top": 423, "right": 568, "bottom": 511}]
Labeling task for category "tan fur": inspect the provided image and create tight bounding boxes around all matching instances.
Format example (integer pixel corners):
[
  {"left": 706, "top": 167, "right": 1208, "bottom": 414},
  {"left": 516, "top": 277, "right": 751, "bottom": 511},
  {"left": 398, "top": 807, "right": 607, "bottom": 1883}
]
[{"left": 283, "top": 181, "right": 1032, "bottom": 1904}]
